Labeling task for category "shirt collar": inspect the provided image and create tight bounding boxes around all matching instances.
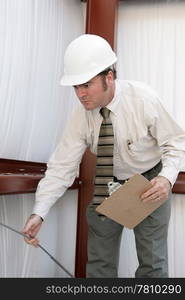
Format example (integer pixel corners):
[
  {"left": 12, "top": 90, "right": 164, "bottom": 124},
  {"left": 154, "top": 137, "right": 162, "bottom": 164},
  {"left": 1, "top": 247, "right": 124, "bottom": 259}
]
[
  {"left": 93, "top": 80, "right": 122, "bottom": 118},
  {"left": 106, "top": 79, "right": 122, "bottom": 115}
]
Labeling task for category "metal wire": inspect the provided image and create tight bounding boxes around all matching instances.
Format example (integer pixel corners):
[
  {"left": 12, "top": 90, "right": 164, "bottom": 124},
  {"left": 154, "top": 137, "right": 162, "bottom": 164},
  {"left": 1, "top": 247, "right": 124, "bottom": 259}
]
[{"left": 0, "top": 221, "right": 74, "bottom": 278}]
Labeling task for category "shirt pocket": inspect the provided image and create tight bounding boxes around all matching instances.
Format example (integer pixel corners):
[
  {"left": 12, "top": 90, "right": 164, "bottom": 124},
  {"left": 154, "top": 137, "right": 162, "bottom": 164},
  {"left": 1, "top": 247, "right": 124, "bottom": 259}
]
[{"left": 126, "top": 134, "right": 157, "bottom": 155}]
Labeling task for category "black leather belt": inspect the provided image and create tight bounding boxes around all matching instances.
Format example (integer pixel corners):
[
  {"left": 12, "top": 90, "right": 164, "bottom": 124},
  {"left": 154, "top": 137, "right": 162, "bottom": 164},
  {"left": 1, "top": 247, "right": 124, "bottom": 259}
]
[{"left": 113, "top": 160, "right": 162, "bottom": 184}]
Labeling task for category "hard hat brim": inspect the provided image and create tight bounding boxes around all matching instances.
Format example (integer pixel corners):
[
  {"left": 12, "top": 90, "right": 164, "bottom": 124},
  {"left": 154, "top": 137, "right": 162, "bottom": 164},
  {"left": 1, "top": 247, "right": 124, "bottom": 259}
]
[{"left": 60, "top": 57, "right": 117, "bottom": 86}]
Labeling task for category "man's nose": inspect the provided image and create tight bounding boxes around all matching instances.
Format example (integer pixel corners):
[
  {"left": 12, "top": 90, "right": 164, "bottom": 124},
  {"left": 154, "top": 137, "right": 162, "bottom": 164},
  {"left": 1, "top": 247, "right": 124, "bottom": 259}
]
[{"left": 76, "top": 86, "right": 87, "bottom": 98}]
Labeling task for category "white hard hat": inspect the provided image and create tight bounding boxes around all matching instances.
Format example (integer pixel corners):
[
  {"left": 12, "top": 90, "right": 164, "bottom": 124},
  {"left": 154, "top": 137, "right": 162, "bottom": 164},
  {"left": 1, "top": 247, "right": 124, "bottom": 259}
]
[{"left": 60, "top": 34, "right": 117, "bottom": 86}]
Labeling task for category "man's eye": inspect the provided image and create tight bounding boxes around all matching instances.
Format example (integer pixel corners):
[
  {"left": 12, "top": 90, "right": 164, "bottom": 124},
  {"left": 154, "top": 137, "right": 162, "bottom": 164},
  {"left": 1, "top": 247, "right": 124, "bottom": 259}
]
[{"left": 73, "top": 83, "right": 91, "bottom": 90}]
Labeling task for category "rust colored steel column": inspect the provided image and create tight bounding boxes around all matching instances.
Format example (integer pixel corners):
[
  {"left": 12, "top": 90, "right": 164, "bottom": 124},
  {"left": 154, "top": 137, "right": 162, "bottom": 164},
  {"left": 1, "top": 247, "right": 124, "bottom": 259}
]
[
  {"left": 86, "top": 0, "right": 118, "bottom": 48},
  {"left": 75, "top": 0, "right": 118, "bottom": 278}
]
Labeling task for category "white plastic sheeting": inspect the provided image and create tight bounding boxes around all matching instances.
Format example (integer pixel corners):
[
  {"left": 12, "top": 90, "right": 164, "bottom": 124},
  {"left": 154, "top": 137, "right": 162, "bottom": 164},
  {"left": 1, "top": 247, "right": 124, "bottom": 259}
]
[
  {"left": 117, "top": 0, "right": 185, "bottom": 277},
  {"left": 0, "top": 0, "right": 85, "bottom": 277}
]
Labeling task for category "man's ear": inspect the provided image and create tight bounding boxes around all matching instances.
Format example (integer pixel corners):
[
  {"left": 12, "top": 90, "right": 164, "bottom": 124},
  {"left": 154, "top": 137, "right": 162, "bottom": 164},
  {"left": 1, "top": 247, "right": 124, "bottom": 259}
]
[{"left": 106, "top": 71, "right": 114, "bottom": 84}]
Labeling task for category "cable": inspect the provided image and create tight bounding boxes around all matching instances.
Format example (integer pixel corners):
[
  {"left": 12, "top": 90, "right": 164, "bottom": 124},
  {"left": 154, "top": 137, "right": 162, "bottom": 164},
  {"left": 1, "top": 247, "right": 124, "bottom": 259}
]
[{"left": 0, "top": 222, "right": 74, "bottom": 278}]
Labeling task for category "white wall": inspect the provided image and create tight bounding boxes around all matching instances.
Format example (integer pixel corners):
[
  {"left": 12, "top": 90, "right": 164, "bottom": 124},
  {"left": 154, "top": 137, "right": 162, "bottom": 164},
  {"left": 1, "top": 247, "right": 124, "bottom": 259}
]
[
  {"left": 117, "top": 0, "right": 185, "bottom": 277},
  {"left": 0, "top": 0, "right": 85, "bottom": 277}
]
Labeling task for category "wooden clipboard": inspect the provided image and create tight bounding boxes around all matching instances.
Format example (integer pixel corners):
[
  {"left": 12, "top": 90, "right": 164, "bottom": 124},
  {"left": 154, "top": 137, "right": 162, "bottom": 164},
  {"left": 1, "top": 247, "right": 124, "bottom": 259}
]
[{"left": 96, "top": 174, "right": 164, "bottom": 229}]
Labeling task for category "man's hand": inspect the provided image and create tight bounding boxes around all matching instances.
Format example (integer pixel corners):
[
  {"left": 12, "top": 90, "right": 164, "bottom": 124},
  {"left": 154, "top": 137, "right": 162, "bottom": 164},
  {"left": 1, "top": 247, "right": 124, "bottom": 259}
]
[
  {"left": 141, "top": 176, "right": 171, "bottom": 203},
  {"left": 22, "top": 214, "right": 43, "bottom": 247}
]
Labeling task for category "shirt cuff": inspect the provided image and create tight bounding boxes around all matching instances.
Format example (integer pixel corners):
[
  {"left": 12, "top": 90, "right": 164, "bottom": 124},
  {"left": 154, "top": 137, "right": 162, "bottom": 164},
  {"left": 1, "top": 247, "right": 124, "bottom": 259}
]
[{"left": 158, "top": 167, "right": 179, "bottom": 187}]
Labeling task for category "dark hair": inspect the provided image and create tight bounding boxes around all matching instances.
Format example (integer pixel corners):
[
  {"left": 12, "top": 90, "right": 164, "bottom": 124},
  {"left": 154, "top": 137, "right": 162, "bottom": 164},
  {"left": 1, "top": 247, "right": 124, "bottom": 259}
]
[{"left": 98, "top": 67, "right": 117, "bottom": 79}]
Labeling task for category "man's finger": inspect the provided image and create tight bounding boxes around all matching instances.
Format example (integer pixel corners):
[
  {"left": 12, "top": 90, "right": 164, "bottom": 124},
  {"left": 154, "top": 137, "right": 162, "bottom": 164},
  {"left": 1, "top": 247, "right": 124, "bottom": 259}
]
[
  {"left": 141, "top": 186, "right": 158, "bottom": 200},
  {"left": 24, "top": 236, "right": 39, "bottom": 247}
]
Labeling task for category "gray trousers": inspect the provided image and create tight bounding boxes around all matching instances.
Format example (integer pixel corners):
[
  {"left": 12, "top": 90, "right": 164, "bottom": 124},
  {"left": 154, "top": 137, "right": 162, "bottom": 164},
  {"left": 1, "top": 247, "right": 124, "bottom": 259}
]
[{"left": 86, "top": 163, "right": 172, "bottom": 278}]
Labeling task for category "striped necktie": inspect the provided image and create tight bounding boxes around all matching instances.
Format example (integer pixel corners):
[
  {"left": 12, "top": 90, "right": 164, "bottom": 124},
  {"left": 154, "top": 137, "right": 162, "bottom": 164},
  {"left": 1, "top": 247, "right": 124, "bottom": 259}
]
[{"left": 93, "top": 107, "right": 114, "bottom": 204}]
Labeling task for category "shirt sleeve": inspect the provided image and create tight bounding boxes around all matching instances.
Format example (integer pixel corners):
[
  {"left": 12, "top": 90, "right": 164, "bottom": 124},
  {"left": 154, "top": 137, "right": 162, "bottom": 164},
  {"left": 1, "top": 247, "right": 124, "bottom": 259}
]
[
  {"left": 32, "top": 106, "right": 88, "bottom": 219},
  {"left": 145, "top": 92, "right": 185, "bottom": 186}
]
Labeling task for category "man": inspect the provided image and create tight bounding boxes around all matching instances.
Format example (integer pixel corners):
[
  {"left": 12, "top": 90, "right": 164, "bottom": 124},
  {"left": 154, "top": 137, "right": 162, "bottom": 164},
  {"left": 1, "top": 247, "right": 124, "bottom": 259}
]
[{"left": 22, "top": 34, "right": 185, "bottom": 277}]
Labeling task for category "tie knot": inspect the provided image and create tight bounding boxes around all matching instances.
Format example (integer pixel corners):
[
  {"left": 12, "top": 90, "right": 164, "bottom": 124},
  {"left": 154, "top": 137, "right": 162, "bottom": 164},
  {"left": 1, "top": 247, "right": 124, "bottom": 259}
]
[{"left": 100, "top": 107, "right": 110, "bottom": 120}]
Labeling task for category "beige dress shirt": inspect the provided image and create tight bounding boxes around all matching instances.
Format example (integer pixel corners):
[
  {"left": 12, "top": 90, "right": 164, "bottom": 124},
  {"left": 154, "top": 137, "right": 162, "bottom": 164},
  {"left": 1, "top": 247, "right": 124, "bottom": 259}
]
[{"left": 33, "top": 79, "right": 185, "bottom": 219}]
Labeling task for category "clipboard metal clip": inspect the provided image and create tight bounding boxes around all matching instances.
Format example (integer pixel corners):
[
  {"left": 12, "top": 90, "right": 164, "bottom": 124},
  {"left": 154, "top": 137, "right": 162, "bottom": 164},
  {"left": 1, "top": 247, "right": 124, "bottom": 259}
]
[{"left": 107, "top": 181, "right": 122, "bottom": 195}]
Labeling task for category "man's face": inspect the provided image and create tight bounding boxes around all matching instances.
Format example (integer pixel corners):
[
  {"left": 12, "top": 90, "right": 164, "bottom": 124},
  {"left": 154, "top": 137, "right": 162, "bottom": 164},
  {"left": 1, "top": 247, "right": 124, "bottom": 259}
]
[{"left": 73, "top": 72, "right": 115, "bottom": 110}]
